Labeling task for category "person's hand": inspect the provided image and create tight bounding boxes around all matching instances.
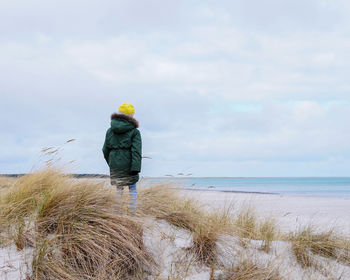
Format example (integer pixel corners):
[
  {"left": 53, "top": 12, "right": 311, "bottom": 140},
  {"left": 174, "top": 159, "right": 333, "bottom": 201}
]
[{"left": 130, "top": 171, "right": 139, "bottom": 176}]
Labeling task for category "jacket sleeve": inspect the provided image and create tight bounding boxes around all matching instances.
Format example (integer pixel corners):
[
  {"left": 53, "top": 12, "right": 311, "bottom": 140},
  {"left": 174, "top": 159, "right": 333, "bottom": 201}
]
[
  {"left": 130, "top": 129, "right": 142, "bottom": 173},
  {"left": 102, "top": 130, "right": 110, "bottom": 164}
]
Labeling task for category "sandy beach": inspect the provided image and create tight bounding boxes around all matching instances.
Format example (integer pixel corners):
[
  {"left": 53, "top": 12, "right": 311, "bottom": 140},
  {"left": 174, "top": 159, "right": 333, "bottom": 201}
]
[{"left": 182, "top": 190, "right": 350, "bottom": 235}]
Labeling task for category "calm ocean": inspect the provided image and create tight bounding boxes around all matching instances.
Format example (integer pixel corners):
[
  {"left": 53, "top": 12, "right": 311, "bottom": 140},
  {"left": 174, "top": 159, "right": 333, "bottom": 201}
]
[{"left": 142, "top": 177, "right": 350, "bottom": 197}]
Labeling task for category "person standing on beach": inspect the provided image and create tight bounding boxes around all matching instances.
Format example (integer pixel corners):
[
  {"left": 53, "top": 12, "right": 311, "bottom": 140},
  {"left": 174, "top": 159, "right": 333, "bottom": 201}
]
[{"left": 102, "top": 103, "right": 142, "bottom": 213}]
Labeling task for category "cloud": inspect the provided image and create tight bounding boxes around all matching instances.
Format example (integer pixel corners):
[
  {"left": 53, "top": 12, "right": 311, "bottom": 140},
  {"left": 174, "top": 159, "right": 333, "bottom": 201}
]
[{"left": 1, "top": 0, "right": 350, "bottom": 176}]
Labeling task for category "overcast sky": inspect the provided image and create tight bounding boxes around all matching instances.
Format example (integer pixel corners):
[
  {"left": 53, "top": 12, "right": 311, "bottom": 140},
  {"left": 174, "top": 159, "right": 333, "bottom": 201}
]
[{"left": 1, "top": 0, "right": 350, "bottom": 177}]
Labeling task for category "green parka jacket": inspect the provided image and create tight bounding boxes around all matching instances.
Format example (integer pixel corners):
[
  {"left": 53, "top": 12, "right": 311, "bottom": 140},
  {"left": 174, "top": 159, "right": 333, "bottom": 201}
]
[{"left": 102, "top": 113, "right": 142, "bottom": 186}]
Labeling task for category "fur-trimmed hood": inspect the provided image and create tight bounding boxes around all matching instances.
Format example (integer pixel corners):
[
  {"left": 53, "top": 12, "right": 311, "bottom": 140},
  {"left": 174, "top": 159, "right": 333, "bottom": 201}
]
[
  {"left": 110, "top": 113, "right": 139, "bottom": 134},
  {"left": 111, "top": 113, "right": 139, "bottom": 128}
]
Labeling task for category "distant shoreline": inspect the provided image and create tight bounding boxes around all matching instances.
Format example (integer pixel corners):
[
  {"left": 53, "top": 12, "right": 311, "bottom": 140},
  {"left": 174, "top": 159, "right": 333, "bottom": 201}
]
[
  {"left": 144, "top": 176, "right": 350, "bottom": 179},
  {"left": 177, "top": 187, "right": 278, "bottom": 195},
  {"left": 178, "top": 187, "right": 350, "bottom": 198},
  {"left": 2, "top": 174, "right": 350, "bottom": 179},
  {"left": 3, "top": 174, "right": 350, "bottom": 198},
  {"left": 0, "top": 174, "right": 109, "bottom": 178}
]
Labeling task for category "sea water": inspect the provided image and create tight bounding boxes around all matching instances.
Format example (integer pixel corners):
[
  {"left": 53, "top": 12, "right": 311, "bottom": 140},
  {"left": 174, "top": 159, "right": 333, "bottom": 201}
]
[{"left": 142, "top": 177, "right": 350, "bottom": 197}]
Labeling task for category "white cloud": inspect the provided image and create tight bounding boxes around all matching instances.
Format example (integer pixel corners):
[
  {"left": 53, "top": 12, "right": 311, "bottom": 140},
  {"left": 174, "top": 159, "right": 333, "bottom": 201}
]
[{"left": 1, "top": 0, "right": 350, "bottom": 176}]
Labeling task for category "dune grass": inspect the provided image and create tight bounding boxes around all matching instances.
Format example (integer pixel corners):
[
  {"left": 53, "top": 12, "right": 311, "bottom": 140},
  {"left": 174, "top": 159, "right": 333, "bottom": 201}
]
[
  {"left": 0, "top": 169, "right": 154, "bottom": 280},
  {"left": 31, "top": 215, "right": 150, "bottom": 279},
  {"left": 290, "top": 226, "right": 350, "bottom": 269},
  {"left": 138, "top": 185, "right": 234, "bottom": 265},
  {"left": 1, "top": 170, "right": 69, "bottom": 221},
  {"left": 137, "top": 185, "right": 280, "bottom": 265},
  {"left": 0, "top": 176, "right": 15, "bottom": 190},
  {"left": 218, "top": 258, "right": 283, "bottom": 280},
  {"left": 228, "top": 207, "right": 279, "bottom": 253},
  {"left": 1, "top": 169, "right": 349, "bottom": 279}
]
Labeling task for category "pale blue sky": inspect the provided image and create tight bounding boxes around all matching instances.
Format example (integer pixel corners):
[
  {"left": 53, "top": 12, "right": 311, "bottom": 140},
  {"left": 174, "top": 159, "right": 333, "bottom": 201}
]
[{"left": 1, "top": 0, "right": 350, "bottom": 176}]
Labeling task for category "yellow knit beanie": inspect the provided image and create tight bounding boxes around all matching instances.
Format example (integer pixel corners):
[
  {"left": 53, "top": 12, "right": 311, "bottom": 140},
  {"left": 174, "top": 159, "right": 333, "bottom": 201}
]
[{"left": 118, "top": 103, "right": 135, "bottom": 116}]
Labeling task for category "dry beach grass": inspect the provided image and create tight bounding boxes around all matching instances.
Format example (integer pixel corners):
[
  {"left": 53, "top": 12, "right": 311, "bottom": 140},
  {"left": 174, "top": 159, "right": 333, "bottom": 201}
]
[
  {"left": 290, "top": 226, "right": 350, "bottom": 268},
  {"left": 0, "top": 169, "right": 350, "bottom": 279},
  {"left": 0, "top": 170, "right": 153, "bottom": 279}
]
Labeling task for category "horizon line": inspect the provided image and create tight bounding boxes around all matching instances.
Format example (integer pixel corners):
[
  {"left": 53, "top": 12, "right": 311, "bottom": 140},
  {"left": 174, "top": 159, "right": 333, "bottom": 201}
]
[{"left": 1, "top": 174, "right": 350, "bottom": 179}]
